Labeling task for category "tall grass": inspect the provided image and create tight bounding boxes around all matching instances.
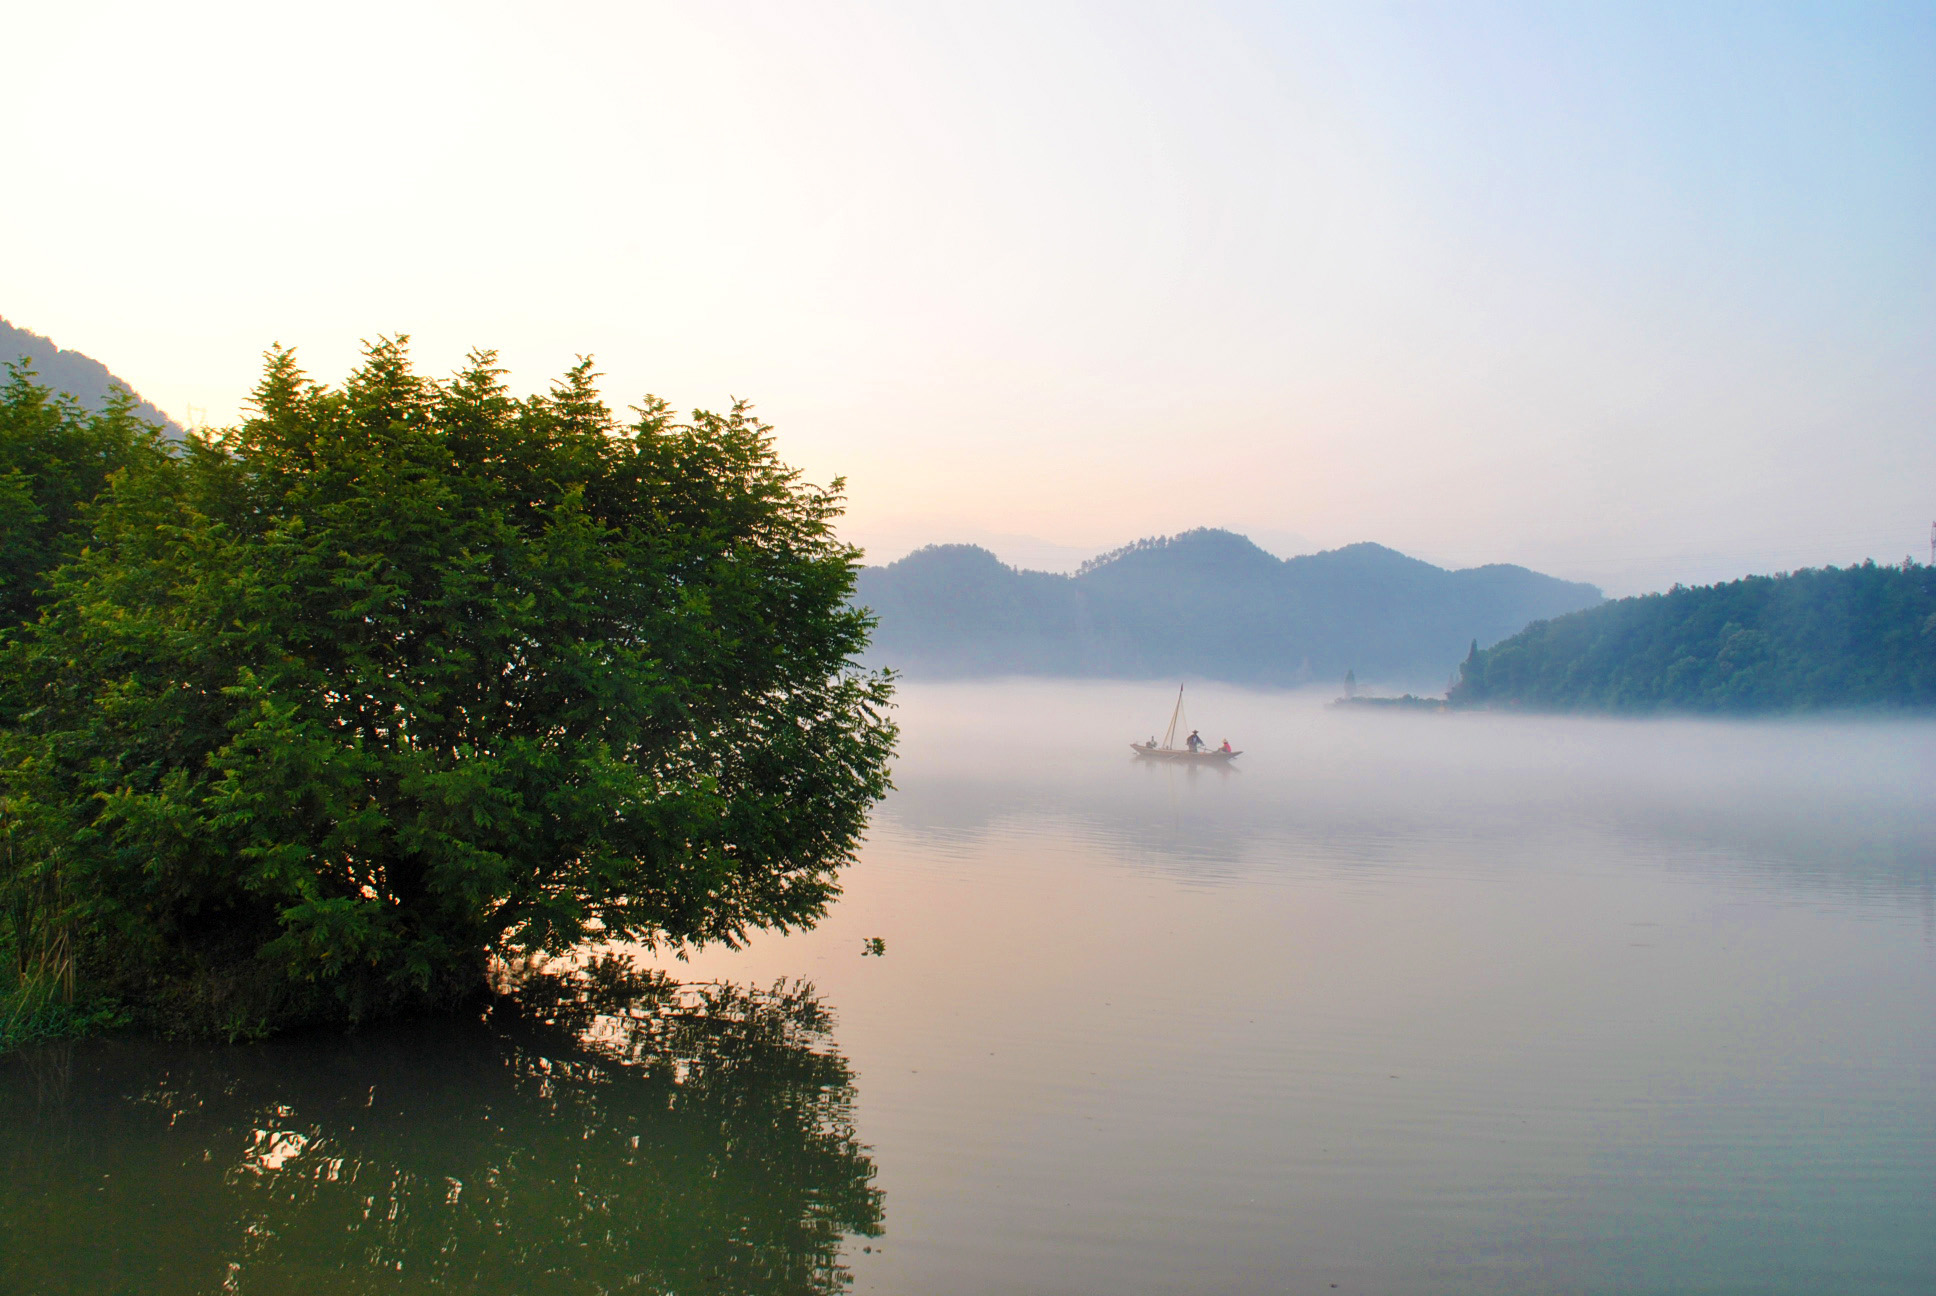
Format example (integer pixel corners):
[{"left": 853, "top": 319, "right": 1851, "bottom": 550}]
[{"left": 1, "top": 812, "right": 120, "bottom": 1051}]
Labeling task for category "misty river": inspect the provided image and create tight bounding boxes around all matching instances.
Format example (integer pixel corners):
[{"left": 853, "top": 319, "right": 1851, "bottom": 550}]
[{"left": 5, "top": 681, "right": 1934, "bottom": 1294}]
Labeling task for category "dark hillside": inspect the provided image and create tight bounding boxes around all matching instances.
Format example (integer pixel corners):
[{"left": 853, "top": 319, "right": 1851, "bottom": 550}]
[
  {"left": 856, "top": 528, "right": 1602, "bottom": 686},
  {"left": 1450, "top": 561, "right": 1936, "bottom": 712},
  {"left": 857, "top": 544, "right": 1105, "bottom": 675},
  {"left": 0, "top": 317, "right": 181, "bottom": 434}
]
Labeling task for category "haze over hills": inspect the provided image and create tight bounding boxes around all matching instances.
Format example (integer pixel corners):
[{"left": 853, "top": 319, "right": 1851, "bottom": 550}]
[
  {"left": 0, "top": 317, "right": 181, "bottom": 434},
  {"left": 855, "top": 528, "right": 1603, "bottom": 688}
]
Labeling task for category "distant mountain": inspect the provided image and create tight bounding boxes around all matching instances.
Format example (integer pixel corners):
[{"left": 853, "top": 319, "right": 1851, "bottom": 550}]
[
  {"left": 1450, "top": 561, "right": 1936, "bottom": 713},
  {"left": 0, "top": 317, "right": 181, "bottom": 434},
  {"left": 855, "top": 528, "right": 1603, "bottom": 687}
]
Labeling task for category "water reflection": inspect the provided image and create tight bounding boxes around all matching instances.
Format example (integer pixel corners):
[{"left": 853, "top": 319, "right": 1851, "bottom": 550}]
[
  {"left": 881, "top": 681, "right": 1936, "bottom": 907},
  {"left": 7, "top": 684, "right": 1934, "bottom": 1296},
  {"left": 0, "top": 959, "right": 882, "bottom": 1295}
]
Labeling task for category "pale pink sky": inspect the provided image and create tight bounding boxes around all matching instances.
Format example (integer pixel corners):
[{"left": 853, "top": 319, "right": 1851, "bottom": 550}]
[{"left": 4, "top": 2, "right": 1931, "bottom": 594}]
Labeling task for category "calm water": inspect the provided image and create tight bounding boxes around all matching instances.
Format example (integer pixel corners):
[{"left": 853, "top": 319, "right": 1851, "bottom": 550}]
[{"left": 5, "top": 681, "right": 1934, "bottom": 1294}]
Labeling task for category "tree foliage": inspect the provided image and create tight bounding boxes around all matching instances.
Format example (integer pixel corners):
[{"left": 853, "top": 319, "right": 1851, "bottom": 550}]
[
  {"left": 0, "top": 361, "right": 169, "bottom": 630},
  {"left": 1450, "top": 562, "right": 1936, "bottom": 713},
  {"left": 0, "top": 316, "right": 181, "bottom": 434},
  {"left": 0, "top": 339, "right": 894, "bottom": 1030}
]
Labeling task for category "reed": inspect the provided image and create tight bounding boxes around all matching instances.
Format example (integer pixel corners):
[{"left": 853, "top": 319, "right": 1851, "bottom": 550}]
[{"left": 0, "top": 808, "right": 92, "bottom": 1050}]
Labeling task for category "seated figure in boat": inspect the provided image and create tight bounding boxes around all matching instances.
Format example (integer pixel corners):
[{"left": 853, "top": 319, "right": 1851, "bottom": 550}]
[
  {"left": 1220, "top": 739, "right": 1233, "bottom": 753},
  {"left": 1186, "top": 730, "right": 1204, "bottom": 752},
  {"left": 1146, "top": 736, "right": 1158, "bottom": 749}
]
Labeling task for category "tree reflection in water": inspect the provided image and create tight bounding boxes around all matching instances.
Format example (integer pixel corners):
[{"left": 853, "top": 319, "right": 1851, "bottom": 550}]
[{"left": 0, "top": 958, "right": 883, "bottom": 1294}]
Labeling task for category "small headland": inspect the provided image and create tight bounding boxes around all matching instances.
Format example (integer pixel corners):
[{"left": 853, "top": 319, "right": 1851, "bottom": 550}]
[{"left": 1330, "top": 694, "right": 1448, "bottom": 712}]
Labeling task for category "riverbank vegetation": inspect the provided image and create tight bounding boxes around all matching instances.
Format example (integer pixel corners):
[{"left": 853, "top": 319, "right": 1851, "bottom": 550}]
[
  {"left": 0, "top": 342, "right": 894, "bottom": 1044},
  {"left": 1450, "top": 563, "right": 1936, "bottom": 713}
]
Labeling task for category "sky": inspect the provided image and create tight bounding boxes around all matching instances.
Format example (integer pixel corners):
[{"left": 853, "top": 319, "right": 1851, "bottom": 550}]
[{"left": 3, "top": 1, "right": 1931, "bottom": 594}]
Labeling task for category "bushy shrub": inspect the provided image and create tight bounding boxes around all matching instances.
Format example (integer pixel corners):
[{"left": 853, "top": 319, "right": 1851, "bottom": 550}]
[{"left": 0, "top": 340, "right": 894, "bottom": 1034}]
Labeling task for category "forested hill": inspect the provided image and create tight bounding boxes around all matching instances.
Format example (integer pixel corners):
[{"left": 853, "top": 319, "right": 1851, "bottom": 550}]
[
  {"left": 0, "top": 317, "right": 181, "bottom": 434},
  {"left": 854, "top": 529, "right": 1602, "bottom": 686},
  {"left": 1450, "top": 561, "right": 1936, "bottom": 713}
]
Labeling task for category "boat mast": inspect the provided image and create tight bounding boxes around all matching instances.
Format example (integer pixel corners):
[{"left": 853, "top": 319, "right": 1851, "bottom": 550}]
[{"left": 1162, "top": 683, "right": 1184, "bottom": 749}]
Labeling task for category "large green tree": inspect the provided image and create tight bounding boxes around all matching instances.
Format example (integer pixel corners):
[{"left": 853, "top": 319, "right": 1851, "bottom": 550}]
[{"left": 1, "top": 339, "right": 895, "bottom": 1029}]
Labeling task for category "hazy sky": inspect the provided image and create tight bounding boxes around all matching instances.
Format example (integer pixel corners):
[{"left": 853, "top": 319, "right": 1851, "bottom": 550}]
[{"left": 5, "top": 1, "right": 1931, "bottom": 593}]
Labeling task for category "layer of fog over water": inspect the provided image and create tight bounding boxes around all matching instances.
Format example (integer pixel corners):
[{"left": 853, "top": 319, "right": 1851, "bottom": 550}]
[{"left": 6, "top": 681, "right": 1934, "bottom": 1294}]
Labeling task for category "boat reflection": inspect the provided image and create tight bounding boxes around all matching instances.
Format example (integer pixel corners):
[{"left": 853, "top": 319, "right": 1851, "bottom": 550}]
[
  {"left": 0, "top": 958, "right": 882, "bottom": 1296},
  {"left": 881, "top": 682, "right": 1936, "bottom": 902}
]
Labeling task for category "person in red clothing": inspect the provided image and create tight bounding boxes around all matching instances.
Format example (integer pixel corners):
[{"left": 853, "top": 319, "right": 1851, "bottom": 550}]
[{"left": 1219, "top": 739, "right": 1232, "bottom": 753}]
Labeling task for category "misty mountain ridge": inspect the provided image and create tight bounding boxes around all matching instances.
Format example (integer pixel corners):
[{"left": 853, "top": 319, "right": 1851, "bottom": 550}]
[
  {"left": 1, "top": 316, "right": 181, "bottom": 434},
  {"left": 856, "top": 528, "right": 1603, "bottom": 687}
]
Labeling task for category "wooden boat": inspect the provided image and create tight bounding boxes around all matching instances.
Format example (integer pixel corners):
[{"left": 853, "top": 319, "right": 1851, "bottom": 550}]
[
  {"left": 1130, "top": 684, "right": 1240, "bottom": 763},
  {"left": 1130, "top": 743, "right": 1239, "bottom": 764}
]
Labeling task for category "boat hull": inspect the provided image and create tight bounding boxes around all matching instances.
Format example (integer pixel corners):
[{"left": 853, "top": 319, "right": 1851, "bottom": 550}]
[{"left": 1130, "top": 745, "right": 1239, "bottom": 763}]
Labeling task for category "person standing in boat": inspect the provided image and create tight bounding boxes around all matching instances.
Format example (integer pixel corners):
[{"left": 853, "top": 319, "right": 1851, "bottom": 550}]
[{"left": 1186, "top": 729, "right": 1205, "bottom": 752}]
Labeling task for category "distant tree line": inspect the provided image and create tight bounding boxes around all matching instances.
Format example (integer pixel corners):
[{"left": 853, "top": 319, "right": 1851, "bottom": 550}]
[{"left": 1450, "top": 562, "right": 1936, "bottom": 713}]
